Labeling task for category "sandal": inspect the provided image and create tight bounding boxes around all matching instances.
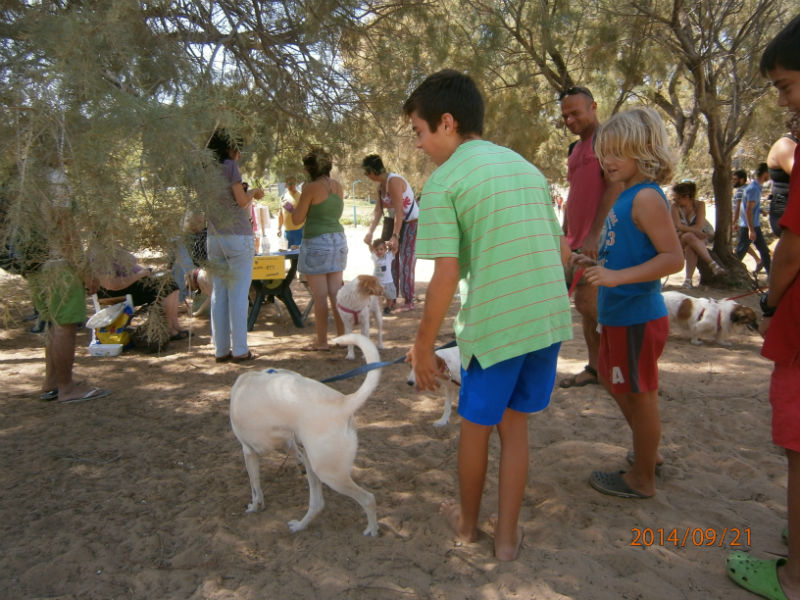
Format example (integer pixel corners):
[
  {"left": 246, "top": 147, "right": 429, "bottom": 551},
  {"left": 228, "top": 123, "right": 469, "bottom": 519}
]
[
  {"left": 726, "top": 551, "right": 788, "bottom": 600},
  {"left": 558, "top": 365, "right": 598, "bottom": 388},
  {"left": 169, "top": 330, "right": 190, "bottom": 341},
  {"left": 300, "top": 345, "right": 331, "bottom": 352},
  {"left": 231, "top": 351, "right": 257, "bottom": 363},
  {"left": 39, "top": 389, "right": 58, "bottom": 402},
  {"left": 215, "top": 352, "right": 232, "bottom": 363}
]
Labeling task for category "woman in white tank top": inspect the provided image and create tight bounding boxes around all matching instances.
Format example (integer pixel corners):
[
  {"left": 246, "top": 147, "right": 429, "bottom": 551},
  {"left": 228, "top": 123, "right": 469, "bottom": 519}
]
[{"left": 361, "top": 154, "right": 418, "bottom": 311}]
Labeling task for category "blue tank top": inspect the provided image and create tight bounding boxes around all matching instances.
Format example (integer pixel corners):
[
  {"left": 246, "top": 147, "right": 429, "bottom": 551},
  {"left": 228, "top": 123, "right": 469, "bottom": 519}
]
[{"left": 597, "top": 181, "right": 668, "bottom": 326}]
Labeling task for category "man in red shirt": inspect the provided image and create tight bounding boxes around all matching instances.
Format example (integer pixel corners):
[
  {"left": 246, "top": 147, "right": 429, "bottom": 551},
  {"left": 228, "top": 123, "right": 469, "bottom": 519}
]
[
  {"left": 727, "top": 14, "right": 800, "bottom": 600},
  {"left": 558, "top": 87, "right": 623, "bottom": 388}
]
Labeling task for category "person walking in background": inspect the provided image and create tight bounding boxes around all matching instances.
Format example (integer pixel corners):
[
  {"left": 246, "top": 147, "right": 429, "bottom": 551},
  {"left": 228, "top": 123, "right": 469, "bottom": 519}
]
[
  {"left": 767, "top": 114, "right": 799, "bottom": 236},
  {"left": 405, "top": 69, "right": 571, "bottom": 562},
  {"left": 735, "top": 163, "right": 772, "bottom": 276},
  {"left": 292, "top": 147, "right": 347, "bottom": 351},
  {"left": 558, "top": 86, "right": 624, "bottom": 389},
  {"left": 362, "top": 154, "right": 418, "bottom": 311},
  {"left": 278, "top": 175, "right": 304, "bottom": 249},
  {"left": 727, "top": 15, "right": 800, "bottom": 600},
  {"left": 205, "top": 130, "right": 264, "bottom": 363}
]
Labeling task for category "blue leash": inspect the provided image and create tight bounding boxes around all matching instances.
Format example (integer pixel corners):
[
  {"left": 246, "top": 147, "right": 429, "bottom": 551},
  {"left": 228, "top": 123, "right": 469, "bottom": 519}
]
[{"left": 319, "top": 339, "right": 457, "bottom": 384}]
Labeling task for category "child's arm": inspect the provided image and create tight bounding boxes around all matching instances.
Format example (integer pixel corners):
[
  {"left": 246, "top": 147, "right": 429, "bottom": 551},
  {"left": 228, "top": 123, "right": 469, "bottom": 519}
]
[
  {"left": 407, "top": 257, "right": 459, "bottom": 390},
  {"left": 584, "top": 187, "right": 684, "bottom": 287}
]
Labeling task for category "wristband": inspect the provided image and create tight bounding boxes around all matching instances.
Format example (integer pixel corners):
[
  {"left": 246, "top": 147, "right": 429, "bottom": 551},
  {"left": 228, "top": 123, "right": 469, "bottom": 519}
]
[{"left": 759, "top": 293, "right": 776, "bottom": 318}]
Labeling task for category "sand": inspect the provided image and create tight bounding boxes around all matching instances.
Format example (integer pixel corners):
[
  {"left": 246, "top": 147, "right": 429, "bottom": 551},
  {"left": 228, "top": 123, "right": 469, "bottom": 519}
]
[{"left": 0, "top": 226, "right": 785, "bottom": 600}]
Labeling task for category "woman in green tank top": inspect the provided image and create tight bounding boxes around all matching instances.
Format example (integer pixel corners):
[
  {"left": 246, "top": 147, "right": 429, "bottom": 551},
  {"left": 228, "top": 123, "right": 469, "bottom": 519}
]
[{"left": 293, "top": 147, "right": 348, "bottom": 351}]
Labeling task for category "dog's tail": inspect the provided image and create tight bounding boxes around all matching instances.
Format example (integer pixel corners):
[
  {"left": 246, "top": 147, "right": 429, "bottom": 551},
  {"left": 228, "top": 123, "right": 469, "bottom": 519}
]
[{"left": 332, "top": 333, "right": 381, "bottom": 415}]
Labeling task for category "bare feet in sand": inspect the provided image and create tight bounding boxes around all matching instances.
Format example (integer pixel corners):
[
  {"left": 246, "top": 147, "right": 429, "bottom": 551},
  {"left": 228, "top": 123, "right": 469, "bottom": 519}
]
[
  {"left": 489, "top": 515, "right": 524, "bottom": 562},
  {"left": 439, "top": 501, "right": 478, "bottom": 544}
]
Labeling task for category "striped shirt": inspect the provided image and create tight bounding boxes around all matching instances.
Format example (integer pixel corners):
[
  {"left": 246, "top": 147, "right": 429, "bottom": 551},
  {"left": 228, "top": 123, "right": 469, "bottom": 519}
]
[{"left": 416, "top": 140, "right": 572, "bottom": 369}]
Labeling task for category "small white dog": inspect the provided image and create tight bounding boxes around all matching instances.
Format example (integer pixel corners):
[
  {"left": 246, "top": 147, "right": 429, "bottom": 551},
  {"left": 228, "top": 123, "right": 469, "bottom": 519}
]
[
  {"left": 229, "top": 333, "right": 380, "bottom": 536},
  {"left": 185, "top": 267, "right": 212, "bottom": 317},
  {"left": 407, "top": 344, "right": 461, "bottom": 427},
  {"left": 336, "top": 274, "right": 385, "bottom": 359},
  {"left": 663, "top": 290, "right": 759, "bottom": 346}
]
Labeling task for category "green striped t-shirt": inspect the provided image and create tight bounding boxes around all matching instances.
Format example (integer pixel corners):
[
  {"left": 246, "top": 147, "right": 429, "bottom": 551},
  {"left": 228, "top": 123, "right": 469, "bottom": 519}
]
[{"left": 416, "top": 140, "right": 572, "bottom": 369}]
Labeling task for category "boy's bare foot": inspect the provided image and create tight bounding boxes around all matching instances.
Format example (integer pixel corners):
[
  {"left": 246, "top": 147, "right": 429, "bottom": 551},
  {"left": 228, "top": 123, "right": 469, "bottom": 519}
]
[
  {"left": 488, "top": 515, "right": 524, "bottom": 561},
  {"left": 439, "top": 500, "right": 478, "bottom": 543},
  {"left": 495, "top": 527, "right": 524, "bottom": 562}
]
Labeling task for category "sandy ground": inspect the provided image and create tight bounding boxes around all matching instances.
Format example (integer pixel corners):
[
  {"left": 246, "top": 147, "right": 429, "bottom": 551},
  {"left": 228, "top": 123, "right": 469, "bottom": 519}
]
[{"left": 0, "top": 226, "right": 786, "bottom": 600}]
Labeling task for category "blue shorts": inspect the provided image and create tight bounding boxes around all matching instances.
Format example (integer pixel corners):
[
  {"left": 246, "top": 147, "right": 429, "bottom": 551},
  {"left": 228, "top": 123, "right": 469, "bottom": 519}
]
[
  {"left": 459, "top": 342, "right": 561, "bottom": 426},
  {"left": 298, "top": 232, "right": 347, "bottom": 275}
]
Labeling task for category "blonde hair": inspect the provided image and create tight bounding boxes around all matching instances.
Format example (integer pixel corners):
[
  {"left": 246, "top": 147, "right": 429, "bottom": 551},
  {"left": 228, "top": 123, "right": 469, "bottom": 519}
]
[{"left": 595, "top": 107, "right": 675, "bottom": 184}]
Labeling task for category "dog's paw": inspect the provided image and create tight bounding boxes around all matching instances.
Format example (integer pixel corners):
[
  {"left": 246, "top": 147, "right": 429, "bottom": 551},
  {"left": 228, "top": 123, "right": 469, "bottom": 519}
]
[
  {"left": 432, "top": 419, "right": 448, "bottom": 428},
  {"left": 287, "top": 519, "right": 307, "bottom": 533},
  {"left": 362, "top": 524, "right": 379, "bottom": 537},
  {"left": 377, "top": 343, "right": 386, "bottom": 350},
  {"left": 690, "top": 339, "right": 703, "bottom": 346},
  {"left": 717, "top": 340, "right": 732, "bottom": 347},
  {"left": 245, "top": 502, "right": 263, "bottom": 513}
]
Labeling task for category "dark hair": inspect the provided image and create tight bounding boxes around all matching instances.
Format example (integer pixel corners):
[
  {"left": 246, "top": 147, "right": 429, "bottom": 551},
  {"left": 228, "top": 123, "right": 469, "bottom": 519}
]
[
  {"left": 362, "top": 154, "right": 386, "bottom": 176},
  {"left": 672, "top": 180, "right": 696, "bottom": 200},
  {"left": 756, "top": 162, "right": 769, "bottom": 177},
  {"left": 733, "top": 169, "right": 747, "bottom": 180},
  {"left": 372, "top": 238, "right": 386, "bottom": 249},
  {"left": 760, "top": 13, "right": 800, "bottom": 74},
  {"left": 558, "top": 86, "right": 594, "bottom": 102},
  {"left": 242, "top": 181, "right": 248, "bottom": 192},
  {"left": 302, "top": 147, "right": 332, "bottom": 179},
  {"left": 403, "top": 69, "right": 484, "bottom": 136},
  {"left": 207, "top": 129, "right": 242, "bottom": 163}
]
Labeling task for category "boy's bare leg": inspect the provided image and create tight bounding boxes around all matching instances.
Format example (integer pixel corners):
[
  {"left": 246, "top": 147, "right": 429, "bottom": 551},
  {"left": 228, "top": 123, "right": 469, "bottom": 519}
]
[
  {"left": 781, "top": 449, "right": 800, "bottom": 599},
  {"left": 441, "top": 419, "right": 491, "bottom": 543},
  {"left": 495, "top": 408, "right": 528, "bottom": 561},
  {"left": 615, "top": 391, "right": 660, "bottom": 496},
  {"left": 606, "top": 384, "right": 664, "bottom": 466}
]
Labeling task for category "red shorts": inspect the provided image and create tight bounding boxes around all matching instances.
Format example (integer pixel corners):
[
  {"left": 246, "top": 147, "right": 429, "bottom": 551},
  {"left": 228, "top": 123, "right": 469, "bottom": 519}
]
[
  {"left": 598, "top": 316, "right": 669, "bottom": 395},
  {"left": 770, "top": 362, "right": 800, "bottom": 452}
]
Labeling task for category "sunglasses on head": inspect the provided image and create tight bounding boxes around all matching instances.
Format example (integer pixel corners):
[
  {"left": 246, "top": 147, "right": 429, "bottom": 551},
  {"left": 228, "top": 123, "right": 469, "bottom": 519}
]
[{"left": 558, "top": 86, "right": 594, "bottom": 101}]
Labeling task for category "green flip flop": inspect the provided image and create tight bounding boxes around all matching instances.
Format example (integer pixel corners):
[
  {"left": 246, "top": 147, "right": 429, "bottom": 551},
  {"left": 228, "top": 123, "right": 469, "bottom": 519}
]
[{"left": 726, "top": 551, "right": 788, "bottom": 600}]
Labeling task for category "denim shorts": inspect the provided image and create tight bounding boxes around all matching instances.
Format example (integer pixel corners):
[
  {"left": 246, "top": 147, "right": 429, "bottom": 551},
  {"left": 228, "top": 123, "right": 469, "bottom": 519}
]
[{"left": 298, "top": 232, "right": 347, "bottom": 274}]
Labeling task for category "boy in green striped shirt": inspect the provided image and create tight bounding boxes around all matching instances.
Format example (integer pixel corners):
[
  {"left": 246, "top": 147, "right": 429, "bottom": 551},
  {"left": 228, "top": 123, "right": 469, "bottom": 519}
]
[{"left": 404, "top": 70, "right": 571, "bottom": 561}]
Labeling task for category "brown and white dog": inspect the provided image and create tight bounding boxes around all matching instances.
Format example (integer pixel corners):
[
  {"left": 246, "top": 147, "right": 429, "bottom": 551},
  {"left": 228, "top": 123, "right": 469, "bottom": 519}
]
[
  {"left": 663, "top": 290, "right": 759, "bottom": 346},
  {"left": 185, "top": 267, "right": 212, "bottom": 317},
  {"left": 230, "top": 333, "right": 380, "bottom": 536},
  {"left": 336, "top": 274, "right": 385, "bottom": 359},
  {"left": 406, "top": 344, "right": 461, "bottom": 427}
]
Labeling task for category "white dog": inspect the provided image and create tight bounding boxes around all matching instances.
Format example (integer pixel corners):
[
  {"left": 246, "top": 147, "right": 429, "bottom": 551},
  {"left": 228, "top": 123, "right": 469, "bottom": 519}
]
[
  {"left": 663, "top": 290, "right": 759, "bottom": 346},
  {"left": 229, "top": 333, "right": 380, "bottom": 536},
  {"left": 185, "top": 267, "right": 212, "bottom": 317},
  {"left": 336, "top": 274, "right": 385, "bottom": 359},
  {"left": 407, "top": 344, "right": 461, "bottom": 427}
]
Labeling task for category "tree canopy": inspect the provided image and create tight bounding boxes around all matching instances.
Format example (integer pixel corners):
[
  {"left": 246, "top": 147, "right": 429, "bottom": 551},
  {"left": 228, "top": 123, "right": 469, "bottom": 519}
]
[{"left": 0, "top": 1, "right": 794, "bottom": 274}]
